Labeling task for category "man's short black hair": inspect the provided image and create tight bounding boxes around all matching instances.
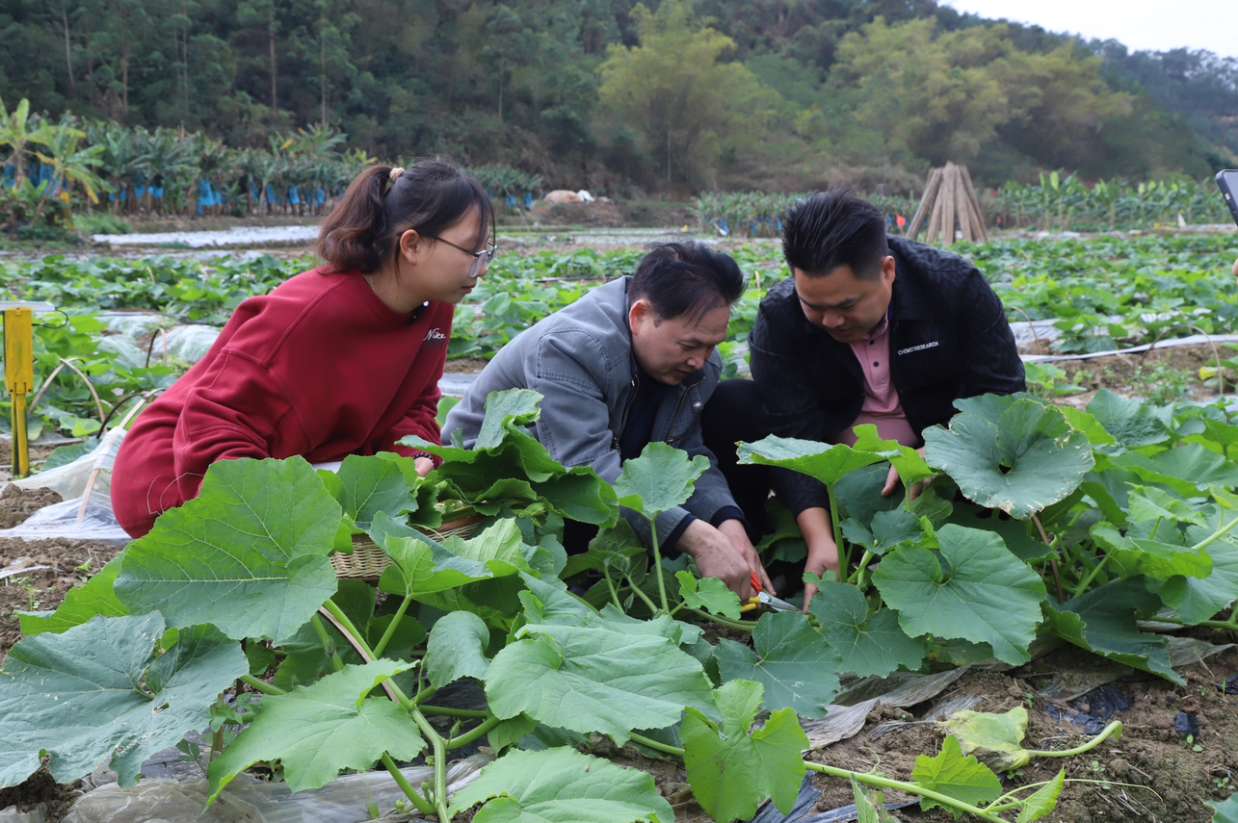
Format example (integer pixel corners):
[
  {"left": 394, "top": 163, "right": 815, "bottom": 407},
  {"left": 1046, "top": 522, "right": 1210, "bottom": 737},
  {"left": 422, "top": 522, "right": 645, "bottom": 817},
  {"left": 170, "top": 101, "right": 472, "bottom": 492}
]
[
  {"left": 782, "top": 190, "right": 888, "bottom": 279},
  {"left": 630, "top": 241, "right": 744, "bottom": 321}
]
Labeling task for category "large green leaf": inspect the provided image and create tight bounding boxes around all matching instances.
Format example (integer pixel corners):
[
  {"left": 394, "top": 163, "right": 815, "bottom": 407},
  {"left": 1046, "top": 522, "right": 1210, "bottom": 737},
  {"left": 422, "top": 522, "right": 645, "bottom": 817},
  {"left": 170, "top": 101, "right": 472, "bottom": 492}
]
[
  {"left": 18, "top": 555, "right": 127, "bottom": 636},
  {"left": 1211, "top": 794, "right": 1238, "bottom": 823},
  {"left": 1155, "top": 532, "right": 1238, "bottom": 625},
  {"left": 1017, "top": 769, "right": 1065, "bottom": 822},
  {"left": 448, "top": 747, "right": 674, "bottom": 823},
  {"left": 923, "top": 394, "right": 1094, "bottom": 518},
  {"left": 424, "top": 611, "right": 491, "bottom": 688},
  {"left": 842, "top": 508, "right": 926, "bottom": 556},
  {"left": 613, "top": 441, "right": 708, "bottom": 518},
  {"left": 714, "top": 612, "right": 840, "bottom": 717},
  {"left": 941, "top": 707, "right": 1032, "bottom": 771},
  {"left": 737, "top": 426, "right": 906, "bottom": 487},
  {"left": 476, "top": 389, "right": 544, "bottom": 450},
  {"left": 208, "top": 660, "right": 423, "bottom": 801},
  {"left": 1113, "top": 444, "right": 1238, "bottom": 496},
  {"left": 872, "top": 524, "right": 1047, "bottom": 665},
  {"left": 910, "top": 735, "right": 1002, "bottom": 812},
  {"left": 334, "top": 454, "right": 417, "bottom": 526},
  {"left": 0, "top": 613, "right": 246, "bottom": 789},
  {"left": 405, "top": 390, "right": 617, "bottom": 525},
  {"left": 676, "top": 570, "right": 743, "bottom": 620},
  {"left": 115, "top": 457, "right": 341, "bottom": 642},
  {"left": 484, "top": 616, "right": 714, "bottom": 743},
  {"left": 682, "top": 680, "right": 809, "bottom": 822},
  {"left": 1091, "top": 524, "right": 1213, "bottom": 580},
  {"left": 1086, "top": 390, "right": 1171, "bottom": 452},
  {"left": 810, "top": 581, "right": 926, "bottom": 677},
  {"left": 1126, "top": 485, "right": 1207, "bottom": 528},
  {"left": 1045, "top": 579, "right": 1183, "bottom": 684},
  {"left": 373, "top": 514, "right": 532, "bottom": 597}
]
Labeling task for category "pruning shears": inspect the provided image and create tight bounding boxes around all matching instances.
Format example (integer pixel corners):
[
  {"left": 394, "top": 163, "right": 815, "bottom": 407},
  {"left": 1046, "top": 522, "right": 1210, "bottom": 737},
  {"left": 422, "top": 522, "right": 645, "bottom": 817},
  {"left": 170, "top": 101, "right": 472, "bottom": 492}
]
[{"left": 740, "top": 572, "right": 797, "bottom": 614}]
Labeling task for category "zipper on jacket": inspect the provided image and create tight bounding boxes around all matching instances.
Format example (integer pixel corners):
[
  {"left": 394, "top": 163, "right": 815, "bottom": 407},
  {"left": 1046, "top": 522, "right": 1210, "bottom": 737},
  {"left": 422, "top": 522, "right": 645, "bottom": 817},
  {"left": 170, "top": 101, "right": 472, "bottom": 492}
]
[
  {"left": 665, "top": 383, "right": 694, "bottom": 446},
  {"left": 612, "top": 373, "right": 639, "bottom": 450}
]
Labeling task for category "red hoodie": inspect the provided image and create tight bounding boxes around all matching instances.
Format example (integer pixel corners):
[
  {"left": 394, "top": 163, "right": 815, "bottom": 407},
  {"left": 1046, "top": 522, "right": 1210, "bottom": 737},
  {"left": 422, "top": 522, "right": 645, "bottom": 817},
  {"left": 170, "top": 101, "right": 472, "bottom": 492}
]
[{"left": 112, "top": 266, "right": 452, "bottom": 537}]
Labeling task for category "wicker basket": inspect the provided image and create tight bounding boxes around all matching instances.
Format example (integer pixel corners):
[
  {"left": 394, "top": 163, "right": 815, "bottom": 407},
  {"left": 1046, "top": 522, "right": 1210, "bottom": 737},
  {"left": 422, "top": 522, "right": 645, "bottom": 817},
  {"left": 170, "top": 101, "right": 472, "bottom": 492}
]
[{"left": 331, "top": 514, "right": 484, "bottom": 581}]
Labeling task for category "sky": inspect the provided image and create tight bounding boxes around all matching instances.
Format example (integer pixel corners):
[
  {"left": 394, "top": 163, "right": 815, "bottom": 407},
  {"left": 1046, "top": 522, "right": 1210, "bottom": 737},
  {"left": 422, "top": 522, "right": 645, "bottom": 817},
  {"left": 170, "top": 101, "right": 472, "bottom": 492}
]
[{"left": 939, "top": 0, "right": 1238, "bottom": 58}]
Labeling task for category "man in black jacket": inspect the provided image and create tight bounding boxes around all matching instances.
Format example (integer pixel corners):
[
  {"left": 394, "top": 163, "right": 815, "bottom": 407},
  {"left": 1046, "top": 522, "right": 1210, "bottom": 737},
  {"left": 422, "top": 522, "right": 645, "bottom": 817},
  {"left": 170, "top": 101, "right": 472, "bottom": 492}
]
[{"left": 703, "top": 190, "right": 1024, "bottom": 606}]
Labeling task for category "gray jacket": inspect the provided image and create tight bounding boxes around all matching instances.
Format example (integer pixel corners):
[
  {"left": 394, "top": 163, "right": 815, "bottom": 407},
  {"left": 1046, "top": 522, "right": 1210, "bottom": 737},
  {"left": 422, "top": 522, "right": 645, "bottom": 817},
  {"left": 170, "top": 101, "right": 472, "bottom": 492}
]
[{"left": 443, "top": 276, "right": 737, "bottom": 546}]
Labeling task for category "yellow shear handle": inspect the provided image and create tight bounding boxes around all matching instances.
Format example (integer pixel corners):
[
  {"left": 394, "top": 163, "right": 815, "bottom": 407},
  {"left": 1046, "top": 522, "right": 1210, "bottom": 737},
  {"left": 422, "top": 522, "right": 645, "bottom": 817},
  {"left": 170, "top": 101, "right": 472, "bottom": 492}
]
[{"left": 4, "top": 308, "right": 34, "bottom": 478}]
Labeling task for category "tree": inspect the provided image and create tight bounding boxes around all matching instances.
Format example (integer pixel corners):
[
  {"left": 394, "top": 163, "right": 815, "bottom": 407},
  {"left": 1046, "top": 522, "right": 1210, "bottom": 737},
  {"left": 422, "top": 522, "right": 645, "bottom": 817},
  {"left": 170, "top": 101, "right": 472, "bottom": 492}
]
[
  {"left": 826, "top": 18, "right": 1009, "bottom": 166},
  {"left": 598, "top": 0, "right": 779, "bottom": 186},
  {"left": 0, "top": 98, "right": 57, "bottom": 185}
]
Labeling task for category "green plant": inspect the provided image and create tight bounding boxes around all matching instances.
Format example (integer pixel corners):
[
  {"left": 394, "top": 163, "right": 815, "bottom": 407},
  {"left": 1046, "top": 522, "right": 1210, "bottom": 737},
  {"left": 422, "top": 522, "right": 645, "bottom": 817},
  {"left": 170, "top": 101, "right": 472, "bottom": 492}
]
[{"left": 7, "top": 387, "right": 1231, "bottom": 821}]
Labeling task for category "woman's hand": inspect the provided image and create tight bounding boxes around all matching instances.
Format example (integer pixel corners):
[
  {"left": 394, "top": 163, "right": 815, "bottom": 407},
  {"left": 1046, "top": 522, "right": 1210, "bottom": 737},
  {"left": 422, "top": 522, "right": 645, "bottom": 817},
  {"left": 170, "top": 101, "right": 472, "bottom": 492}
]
[{"left": 414, "top": 457, "right": 435, "bottom": 477}]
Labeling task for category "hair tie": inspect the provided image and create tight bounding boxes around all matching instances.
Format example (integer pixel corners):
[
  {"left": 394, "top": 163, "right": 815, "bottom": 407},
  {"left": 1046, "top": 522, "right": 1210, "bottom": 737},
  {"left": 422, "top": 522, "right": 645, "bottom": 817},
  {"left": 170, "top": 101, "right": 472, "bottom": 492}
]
[{"left": 384, "top": 166, "right": 405, "bottom": 194}]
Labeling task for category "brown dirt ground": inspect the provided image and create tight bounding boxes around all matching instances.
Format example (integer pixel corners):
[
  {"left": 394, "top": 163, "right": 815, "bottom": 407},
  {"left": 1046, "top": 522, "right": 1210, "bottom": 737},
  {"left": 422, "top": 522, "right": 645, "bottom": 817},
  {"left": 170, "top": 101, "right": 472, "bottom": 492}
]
[
  {"left": 0, "top": 484, "right": 125, "bottom": 821},
  {"left": 801, "top": 649, "right": 1238, "bottom": 823},
  {"left": 0, "top": 487, "right": 124, "bottom": 664},
  {"left": 1049, "top": 344, "right": 1227, "bottom": 405}
]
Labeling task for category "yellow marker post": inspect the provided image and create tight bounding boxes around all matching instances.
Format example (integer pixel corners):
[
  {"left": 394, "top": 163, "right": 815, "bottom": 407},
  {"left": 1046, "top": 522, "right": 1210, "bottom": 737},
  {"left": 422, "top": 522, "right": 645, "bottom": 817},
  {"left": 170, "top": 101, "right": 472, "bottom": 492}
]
[{"left": 3, "top": 302, "right": 54, "bottom": 478}]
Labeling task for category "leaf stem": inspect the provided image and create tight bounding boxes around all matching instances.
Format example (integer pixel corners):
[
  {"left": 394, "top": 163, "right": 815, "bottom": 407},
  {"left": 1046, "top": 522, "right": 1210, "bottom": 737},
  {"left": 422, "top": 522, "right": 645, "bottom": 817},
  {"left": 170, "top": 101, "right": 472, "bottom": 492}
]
[
  {"left": 1070, "top": 553, "right": 1109, "bottom": 599},
  {"left": 622, "top": 569, "right": 661, "bottom": 615},
  {"left": 629, "top": 732, "right": 686, "bottom": 757},
  {"left": 1192, "top": 513, "right": 1238, "bottom": 553},
  {"left": 804, "top": 762, "right": 1009, "bottom": 823},
  {"left": 685, "top": 607, "right": 755, "bottom": 633},
  {"left": 1025, "top": 720, "right": 1123, "bottom": 759},
  {"left": 1143, "top": 614, "right": 1238, "bottom": 632},
  {"left": 320, "top": 600, "right": 452, "bottom": 822},
  {"left": 848, "top": 550, "right": 874, "bottom": 590},
  {"left": 826, "top": 484, "right": 847, "bottom": 582},
  {"left": 601, "top": 565, "right": 623, "bottom": 611},
  {"left": 648, "top": 517, "right": 670, "bottom": 613},
  {"left": 310, "top": 613, "right": 345, "bottom": 671},
  {"left": 420, "top": 704, "right": 490, "bottom": 719},
  {"left": 240, "top": 674, "right": 284, "bottom": 696},
  {"left": 381, "top": 753, "right": 436, "bottom": 816},
  {"left": 446, "top": 715, "right": 502, "bottom": 751},
  {"left": 628, "top": 731, "right": 1010, "bottom": 823},
  {"left": 373, "top": 594, "right": 414, "bottom": 659}
]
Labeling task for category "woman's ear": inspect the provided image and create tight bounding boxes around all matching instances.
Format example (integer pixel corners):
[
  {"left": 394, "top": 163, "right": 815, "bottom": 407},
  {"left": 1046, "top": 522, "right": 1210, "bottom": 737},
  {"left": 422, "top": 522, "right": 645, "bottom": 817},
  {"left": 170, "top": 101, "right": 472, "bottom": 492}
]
[{"left": 398, "top": 228, "right": 423, "bottom": 263}]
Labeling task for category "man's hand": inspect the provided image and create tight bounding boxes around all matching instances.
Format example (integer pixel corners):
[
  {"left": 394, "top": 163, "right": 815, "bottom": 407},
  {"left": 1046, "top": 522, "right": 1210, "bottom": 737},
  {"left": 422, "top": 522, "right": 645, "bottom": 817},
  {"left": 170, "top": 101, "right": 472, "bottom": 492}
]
[
  {"left": 881, "top": 447, "right": 929, "bottom": 499},
  {"left": 678, "top": 519, "right": 756, "bottom": 599},
  {"left": 414, "top": 457, "right": 435, "bottom": 477},
  {"left": 717, "top": 519, "right": 775, "bottom": 595},
  {"left": 801, "top": 536, "right": 840, "bottom": 611}
]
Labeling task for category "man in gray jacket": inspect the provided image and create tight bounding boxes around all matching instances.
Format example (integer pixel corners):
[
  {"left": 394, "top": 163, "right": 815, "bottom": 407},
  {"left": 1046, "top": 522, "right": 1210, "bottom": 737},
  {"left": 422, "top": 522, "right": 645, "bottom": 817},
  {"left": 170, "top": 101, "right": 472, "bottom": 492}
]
[{"left": 444, "top": 242, "right": 771, "bottom": 598}]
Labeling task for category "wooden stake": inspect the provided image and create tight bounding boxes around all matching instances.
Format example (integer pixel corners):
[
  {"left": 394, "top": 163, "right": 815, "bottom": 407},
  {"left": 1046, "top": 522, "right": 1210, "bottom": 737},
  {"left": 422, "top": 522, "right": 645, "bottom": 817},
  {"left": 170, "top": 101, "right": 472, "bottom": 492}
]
[{"left": 907, "top": 168, "right": 942, "bottom": 240}]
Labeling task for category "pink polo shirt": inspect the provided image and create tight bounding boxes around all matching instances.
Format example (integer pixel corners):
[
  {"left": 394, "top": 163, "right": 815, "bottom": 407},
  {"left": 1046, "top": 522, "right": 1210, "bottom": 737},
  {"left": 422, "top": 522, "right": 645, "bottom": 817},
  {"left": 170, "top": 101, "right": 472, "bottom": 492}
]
[{"left": 837, "top": 314, "right": 920, "bottom": 447}]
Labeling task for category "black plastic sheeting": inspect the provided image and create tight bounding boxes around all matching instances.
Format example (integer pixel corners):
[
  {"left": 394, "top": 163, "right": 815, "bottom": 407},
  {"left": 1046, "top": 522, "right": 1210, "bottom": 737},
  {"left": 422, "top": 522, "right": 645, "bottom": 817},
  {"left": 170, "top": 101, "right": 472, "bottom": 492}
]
[
  {"left": 1043, "top": 683, "right": 1133, "bottom": 734},
  {"left": 749, "top": 776, "right": 916, "bottom": 823}
]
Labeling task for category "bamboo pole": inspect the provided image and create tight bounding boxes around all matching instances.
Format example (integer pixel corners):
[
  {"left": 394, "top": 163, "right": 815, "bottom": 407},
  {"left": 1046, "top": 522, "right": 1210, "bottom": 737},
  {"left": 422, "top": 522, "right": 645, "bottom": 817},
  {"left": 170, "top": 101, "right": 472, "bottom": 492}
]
[
  {"left": 907, "top": 168, "right": 942, "bottom": 240},
  {"left": 938, "top": 164, "right": 958, "bottom": 246}
]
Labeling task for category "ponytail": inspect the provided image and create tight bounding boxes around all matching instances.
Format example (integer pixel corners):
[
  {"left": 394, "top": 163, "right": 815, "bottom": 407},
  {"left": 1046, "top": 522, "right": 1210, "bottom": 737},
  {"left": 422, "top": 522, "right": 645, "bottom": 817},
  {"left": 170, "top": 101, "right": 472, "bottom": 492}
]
[{"left": 317, "top": 160, "right": 494, "bottom": 274}]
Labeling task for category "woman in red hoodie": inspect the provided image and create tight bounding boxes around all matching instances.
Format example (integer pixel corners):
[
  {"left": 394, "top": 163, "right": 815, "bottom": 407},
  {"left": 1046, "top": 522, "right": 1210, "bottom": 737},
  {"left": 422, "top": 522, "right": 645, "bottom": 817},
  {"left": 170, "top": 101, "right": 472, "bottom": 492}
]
[{"left": 112, "top": 161, "right": 495, "bottom": 538}]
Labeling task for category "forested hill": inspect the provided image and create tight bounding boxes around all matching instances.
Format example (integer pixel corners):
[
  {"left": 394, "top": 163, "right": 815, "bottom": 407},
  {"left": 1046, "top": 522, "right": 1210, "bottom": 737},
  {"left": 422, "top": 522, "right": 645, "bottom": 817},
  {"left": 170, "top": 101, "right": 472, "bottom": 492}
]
[{"left": 2, "top": 0, "right": 1234, "bottom": 192}]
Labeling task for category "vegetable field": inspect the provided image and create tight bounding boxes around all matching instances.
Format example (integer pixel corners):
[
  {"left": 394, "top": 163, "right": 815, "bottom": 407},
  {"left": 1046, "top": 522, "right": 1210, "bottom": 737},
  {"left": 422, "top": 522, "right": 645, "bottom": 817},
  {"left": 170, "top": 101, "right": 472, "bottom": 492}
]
[
  {"left": 0, "top": 231, "right": 1236, "bottom": 821},
  {"left": 2, "top": 233, "right": 1235, "bottom": 442}
]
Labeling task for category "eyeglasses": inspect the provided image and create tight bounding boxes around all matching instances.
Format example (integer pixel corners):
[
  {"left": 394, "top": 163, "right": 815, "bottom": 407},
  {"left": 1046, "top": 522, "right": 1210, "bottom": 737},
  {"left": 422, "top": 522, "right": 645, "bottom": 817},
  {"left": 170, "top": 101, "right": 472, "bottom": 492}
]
[{"left": 427, "top": 235, "right": 498, "bottom": 278}]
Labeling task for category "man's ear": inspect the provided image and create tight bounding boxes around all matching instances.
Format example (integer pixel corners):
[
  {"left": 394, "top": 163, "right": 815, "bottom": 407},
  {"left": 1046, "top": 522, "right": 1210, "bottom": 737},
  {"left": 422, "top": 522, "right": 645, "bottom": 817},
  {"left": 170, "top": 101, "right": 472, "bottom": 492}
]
[
  {"left": 628, "top": 297, "right": 653, "bottom": 332},
  {"left": 882, "top": 255, "right": 896, "bottom": 285}
]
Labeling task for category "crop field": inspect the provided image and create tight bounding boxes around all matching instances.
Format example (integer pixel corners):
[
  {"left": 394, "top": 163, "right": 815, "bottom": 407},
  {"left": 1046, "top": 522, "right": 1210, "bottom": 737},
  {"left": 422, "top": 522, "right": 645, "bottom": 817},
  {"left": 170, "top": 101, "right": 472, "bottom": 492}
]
[{"left": 0, "top": 231, "right": 1236, "bottom": 822}]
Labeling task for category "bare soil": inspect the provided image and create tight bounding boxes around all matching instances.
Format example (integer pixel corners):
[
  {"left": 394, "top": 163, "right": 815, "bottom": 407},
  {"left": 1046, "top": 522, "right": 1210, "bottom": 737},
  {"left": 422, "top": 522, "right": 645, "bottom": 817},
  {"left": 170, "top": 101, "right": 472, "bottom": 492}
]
[
  {"left": 803, "top": 651, "right": 1238, "bottom": 822},
  {"left": 1051, "top": 344, "right": 1225, "bottom": 405}
]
